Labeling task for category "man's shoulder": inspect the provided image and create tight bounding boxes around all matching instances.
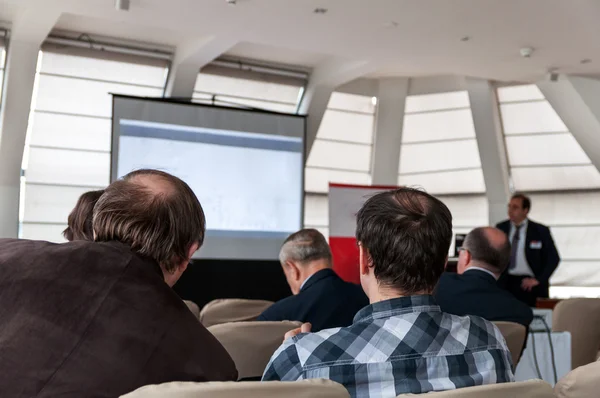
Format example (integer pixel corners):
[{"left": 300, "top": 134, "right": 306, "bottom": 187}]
[
  {"left": 528, "top": 219, "right": 550, "bottom": 232},
  {"left": 495, "top": 220, "right": 510, "bottom": 230},
  {"left": 443, "top": 312, "right": 508, "bottom": 348}
]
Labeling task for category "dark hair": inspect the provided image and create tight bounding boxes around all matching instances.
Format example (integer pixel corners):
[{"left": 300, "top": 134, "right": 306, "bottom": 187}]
[
  {"left": 356, "top": 188, "right": 452, "bottom": 294},
  {"left": 63, "top": 190, "right": 105, "bottom": 241},
  {"left": 93, "top": 169, "right": 206, "bottom": 273},
  {"left": 511, "top": 193, "right": 531, "bottom": 211},
  {"left": 463, "top": 227, "right": 511, "bottom": 273},
  {"left": 280, "top": 228, "right": 332, "bottom": 266}
]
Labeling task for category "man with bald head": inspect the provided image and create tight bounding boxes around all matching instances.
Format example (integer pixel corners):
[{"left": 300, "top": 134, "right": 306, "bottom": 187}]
[
  {"left": 0, "top": 169, "right": 237, "bottom": 397},
  {"left": 257, "top": 228, "right": 368, "bottom": 331},
  {"left": 435, "top": 227, "right": 533, "bottom": 327}
]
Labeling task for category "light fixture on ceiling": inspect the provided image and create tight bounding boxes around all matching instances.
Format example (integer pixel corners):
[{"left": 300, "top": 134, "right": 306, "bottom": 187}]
[
  {"left": 520, "top": 47, "right": 534, "bottom": 58},
  {"left": 547, "top": 67, "right": 559, "bottom": 82},
  {"left": 115, "top": 0, "right": 130, "bottom": 11},
  {"left": 581, "top": 58, "right": 592, "bottom": 64},
  {"left": 460, "top": 36, "right": 470, "bottom": 42},
  {"left": 314, "top": 8, "right": 328, "bottom": 14},
  {"left": 226, "top": 0, "right": 237, "bottom": 5}
]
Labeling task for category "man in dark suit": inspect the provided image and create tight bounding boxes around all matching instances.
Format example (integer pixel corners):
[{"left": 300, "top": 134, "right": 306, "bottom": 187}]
[
  {"left": 257, "top": 229, "right": 368, "bottom": 331},
  {"left": 496, "top": 194, "right": 561, "bottom": 306},
  {"left": 435, "top": 227, "right": 533, "bottom": 327},
  {"left": 0, "top": 169, "right": 237, "bottom": 397}
]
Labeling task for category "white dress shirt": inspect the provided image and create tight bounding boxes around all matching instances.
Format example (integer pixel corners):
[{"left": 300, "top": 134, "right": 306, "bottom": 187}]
[
  {"left": 508, "top": 219, "right": 535, "bottom": 277},
  {"left": 464, "top": 266, "right": 498, "bottom": 280}
]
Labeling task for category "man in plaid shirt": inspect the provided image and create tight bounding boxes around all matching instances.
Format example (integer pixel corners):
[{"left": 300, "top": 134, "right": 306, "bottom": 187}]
[{"left": 263, "top": 188, "right": 514, "bottom": 397}]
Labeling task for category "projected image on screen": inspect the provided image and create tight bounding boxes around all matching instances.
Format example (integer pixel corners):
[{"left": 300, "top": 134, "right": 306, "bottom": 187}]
[{"left": 112, "top": 97, "right": 305, "bottom": 260}]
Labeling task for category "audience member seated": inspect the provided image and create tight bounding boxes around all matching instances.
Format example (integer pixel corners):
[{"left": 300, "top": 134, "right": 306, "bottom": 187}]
[
  {"left": 0, "top": 169, "right": 237, "bottom": 397},
  {"left": 62, "top": 189, "right": 104, "bottom": 241},
  {"left": 435, "top": 227, "right": 533, "bottom": 328},
  {"left": 257, "top": 228, "right": 368, "bottom": 331},
  {"left": 262, "top": 188, "right": 514, "bottom": 398}
]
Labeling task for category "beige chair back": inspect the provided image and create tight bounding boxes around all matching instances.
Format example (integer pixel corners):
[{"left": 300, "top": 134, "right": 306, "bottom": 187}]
[
  {"left": 553, "top": 298, "right": 600, "bottom": 368},
  {"left": 121, "top": 379, "right": 349, "bottom": 398},
  {"left": 208, "top": 321, "right": 301, "bottom": 380},
  {"left": 555, "top": 357, "right": 600, "bottom": 398},
  {"left": 200, "top": 299, "right": 274, "bottom": 327},
  {"left": 183, "top": 300, "right": 200, "bottom": 319},
  {"left": 493, "top": 321, "right": 527, "bottom": 366},
  {"left": 396, "top": 380, "right": 554, "bottom": 397}
]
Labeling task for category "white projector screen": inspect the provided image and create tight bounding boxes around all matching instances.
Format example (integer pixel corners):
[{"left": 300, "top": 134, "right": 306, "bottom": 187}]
[{"left": 111, "top": 95, "right": 305, "bottom": 260}]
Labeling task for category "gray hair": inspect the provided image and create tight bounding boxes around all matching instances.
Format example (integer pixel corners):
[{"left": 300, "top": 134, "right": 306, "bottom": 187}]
[
  {"left": 463, "top": 227, "right": 511, "bottom": 273},
  {"left": 279, "top": 228, "right": 332, "bottom": 266}
]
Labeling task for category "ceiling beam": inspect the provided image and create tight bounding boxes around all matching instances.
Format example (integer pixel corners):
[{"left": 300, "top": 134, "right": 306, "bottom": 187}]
[{"left": 164, "top": 35, "right": 238, "bottom": 99}]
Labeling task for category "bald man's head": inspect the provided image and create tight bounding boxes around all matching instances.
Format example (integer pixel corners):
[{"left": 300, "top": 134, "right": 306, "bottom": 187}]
[
  {"left": 461, "top": 227, "right": 511, "bottom": 274},
  {"left": 93, "top": 169, "right": 206, "bottom": 274}
]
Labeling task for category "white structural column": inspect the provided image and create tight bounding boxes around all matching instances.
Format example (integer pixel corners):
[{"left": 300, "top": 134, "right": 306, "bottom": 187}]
[
  {"left": 299, "top": 58, "right": 376, "bottom": 159},
  {"left": 0, "top": 8, "right": 60, "bottom": 238},
  {"left": 466, "top": 78, "right": 511, "bottom": 225},
  {"left": 538, "top": 76, "right": 600, "bottom": 171},
  {"left": 165, "top": 35, "right": 237, "bottom": 98},
  {"left": 371, "top": 78, "right": 409, "bottom": 185}
]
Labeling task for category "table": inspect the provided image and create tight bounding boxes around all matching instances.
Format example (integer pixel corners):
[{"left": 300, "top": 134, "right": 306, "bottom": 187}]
[{"left": 515, "top": 331, "right": 571, "bottom": 386}]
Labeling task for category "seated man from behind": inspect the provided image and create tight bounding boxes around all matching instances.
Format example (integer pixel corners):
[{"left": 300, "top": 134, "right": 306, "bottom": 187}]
[
  {"left": 263, "top": 188, "right": 514, "bottom": 398},
  {"left": 257, "top": 229, "right": 368, "bottom": 331},
  {"left": 435, "top": 227, "right": 533, "bottom": 328},
  {"left": 0, "top": 169, "right": 237, "bottom": 398}
]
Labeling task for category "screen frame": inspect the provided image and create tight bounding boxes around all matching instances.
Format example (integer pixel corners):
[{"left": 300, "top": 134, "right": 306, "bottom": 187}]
[{"left": 110, "top": 94, "right": 307, "bottom": 259}]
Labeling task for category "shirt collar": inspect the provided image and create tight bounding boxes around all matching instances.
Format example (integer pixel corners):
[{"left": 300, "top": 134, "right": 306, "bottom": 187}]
[
  {"left": 299, "top": 273, "right": 314, "bottom": 291},
  {"left": 511, "top": 218, "right": 528, "bottom": 229},
  {"left": 353, "top": 295, "right": 440, "bottom": 324},
  {"left": 464, "top": 266, "right": 498, "bottom": 280}
]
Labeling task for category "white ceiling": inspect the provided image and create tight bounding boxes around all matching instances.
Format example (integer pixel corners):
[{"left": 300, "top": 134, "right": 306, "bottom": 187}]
[{"left": 3, "top": 0, "right": 600, "bottom": 82}]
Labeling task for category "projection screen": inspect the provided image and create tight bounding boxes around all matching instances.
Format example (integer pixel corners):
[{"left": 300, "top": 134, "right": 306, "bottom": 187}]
[{"left": 111, "top": 95, "right": 306, "bottom": 260}]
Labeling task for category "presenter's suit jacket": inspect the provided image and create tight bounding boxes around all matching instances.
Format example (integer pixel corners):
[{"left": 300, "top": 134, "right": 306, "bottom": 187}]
[
  {"left": 0, "top": 239, "right": 237, "bottom": 398},
  {"left": 257, "top": 268, "right": 368, "bottom": 332},
  {"left": 434, "top": 270, "right": 534, "bottom": 328},
  {"left": 496, "top": 219, "right": 561, "bottom": 298}
]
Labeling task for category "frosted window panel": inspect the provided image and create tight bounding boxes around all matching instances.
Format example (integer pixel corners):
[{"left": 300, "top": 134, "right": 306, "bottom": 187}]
[
  {"left": 21, "top": 222, "right": 67, "bottom": 243},
  {"left": 213, "top": 96, "right": 297, "bottom": 113},
  {"left": 40, "top": 52, "right": 166, "bottom": 87},
  {"left": 550, "top": 286, "right": 600, "bottom": 298},
  {"left": 317, "top": 110, "right": 374, "bottom": 144},
  {"left": 529, "top": 192, "right": 600, "bottom": 225},
  {"left": 195, "top": 74, "right": 300, "bottom": 104},
  {"left": 402, "top": 109, "right": 476, "bottom": 143},
  {"left": 505, "top": 134, "right": 591, "bottom": 166},
  {"left": 35, "top": 74, "right": 163, "bottom": 117},
  {"left": 0, "top": 48, "right": 5, "bottom": 68},
  {"left": 307, "top": 140, "right": 371, "bottom": 172},
  {"left": 305, "top": 167, "right": 370, "bottom": 193},
  {"left": 511, "top": 165, "right": 600, "bottom": 191},
  {"left": 327, "top": 92, "right": 375, "bottom": 114},
  {"left": 550, "top": 226, "right": 600, "bottom": 260},
  {"left": 26, "top": 147, "right": 110, "bottom": 187},
  {"left": 398, "top": 168, "right": 485, "bottom": 194},
  {"left": 500, "top": 101, "right": 567, "bottom": 134},
  {"left": 29, "top": 112, "right": 111, "bottom": 152},
  {"left": 22, "top": 184, "right": 101, "bottom": 224},
  {"left": 399, "top": 139, "right": 481, "bottom": 174},
  {"left": 405, "top": 91, "right": 470, "bottom": 113},
  {"left": 304, "top": 194, "right": 328, "bottom": 226},
  {"left": 497, "top": 84, "right": 545, "bottom": 103},
  {"left": 550, "top": 261, "right": 600, "bottom": 287},
  {"left": 439, "top": 195, "right": 488, "bottom": 227}
]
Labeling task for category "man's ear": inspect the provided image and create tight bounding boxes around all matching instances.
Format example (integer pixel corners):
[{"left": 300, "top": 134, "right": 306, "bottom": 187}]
[
  {"left": 358, "top": 243, "right": 371, "bottom": 276},
  {"left": 286, "top": 260, "right": 301, "bottom": 281}
]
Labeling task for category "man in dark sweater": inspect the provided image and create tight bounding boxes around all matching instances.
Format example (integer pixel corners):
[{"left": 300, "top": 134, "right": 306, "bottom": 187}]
[
  {"left": 258, "top": 229, "right": 368, "bottom": 331},
  {"left": 0, "top": 169, "right": 237, "bottom": 397},
  {"left": 435, "top": 227, "right": 533, "bottom": 328}
]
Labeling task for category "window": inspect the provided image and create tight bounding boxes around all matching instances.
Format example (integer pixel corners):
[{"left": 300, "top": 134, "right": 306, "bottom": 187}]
[
  {"left": 497, "top": 84, "right": 600, "bottom": 191},
  {"left": 304, "top": 92, "right": 377, "bottom": 238},
  {"left": 398, "top": 90, "right": 488, "bottom": 252},
  {"left": 192, "top": 69, "right": 302, "bottom": 113},
  {"left": 20, "top": 45, "right": 168, "bottom": 242}
]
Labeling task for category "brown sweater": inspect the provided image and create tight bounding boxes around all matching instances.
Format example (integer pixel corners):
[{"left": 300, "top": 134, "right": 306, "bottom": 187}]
[{"left": 0, "top": 239, "right": 237, "bottom": 397}]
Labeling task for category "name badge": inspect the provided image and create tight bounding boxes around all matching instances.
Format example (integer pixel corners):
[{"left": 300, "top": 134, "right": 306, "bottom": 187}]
[{"left": 530, "top": 241, "right": 542, "bottom": 249}]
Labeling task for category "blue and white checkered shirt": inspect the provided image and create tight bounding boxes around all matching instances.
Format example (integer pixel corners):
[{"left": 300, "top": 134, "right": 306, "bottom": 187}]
[{"left": 263, "top": 295, "right": 514, "bottom": 398}]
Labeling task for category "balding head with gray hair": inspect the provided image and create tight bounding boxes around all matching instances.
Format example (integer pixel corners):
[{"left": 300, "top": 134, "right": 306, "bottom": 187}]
[{"left": 279, "top": 229, "right": 332, "bottom": 267}]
